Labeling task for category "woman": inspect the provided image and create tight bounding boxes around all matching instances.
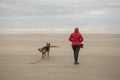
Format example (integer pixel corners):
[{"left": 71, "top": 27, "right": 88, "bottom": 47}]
[{"left": 69, "top": 28, "right": 83, "bottom": 64}]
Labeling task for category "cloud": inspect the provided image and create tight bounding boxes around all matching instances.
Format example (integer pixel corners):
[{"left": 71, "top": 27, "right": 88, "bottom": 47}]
[
  {"left": 0, "top": 0, "right": 120, "bottom": 33},
  {"left": 0, "top": 0, "right": 120, "bottom": 16}
]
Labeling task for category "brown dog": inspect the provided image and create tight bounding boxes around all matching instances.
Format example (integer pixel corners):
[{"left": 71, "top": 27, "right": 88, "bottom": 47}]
[{"left": 38, "top": 43, "right": 50, "bottom": 59}]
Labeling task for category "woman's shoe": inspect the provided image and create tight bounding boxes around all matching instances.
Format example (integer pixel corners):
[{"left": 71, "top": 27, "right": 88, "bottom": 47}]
[{"left": 74, "top": 62, "right": 79, "bottom": 65}]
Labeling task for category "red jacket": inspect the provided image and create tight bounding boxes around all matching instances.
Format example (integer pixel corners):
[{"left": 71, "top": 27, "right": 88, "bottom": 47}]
[{"left": 69, "top": 29, "right": 83, "bottom": 45}]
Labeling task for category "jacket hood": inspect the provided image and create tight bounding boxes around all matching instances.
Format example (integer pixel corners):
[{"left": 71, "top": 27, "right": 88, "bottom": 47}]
[{"left": 74, "top": 28, "right": 79, "bottom": 33}]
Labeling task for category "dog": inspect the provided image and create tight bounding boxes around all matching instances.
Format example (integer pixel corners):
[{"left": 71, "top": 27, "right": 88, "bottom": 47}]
[
  {"left": 38, "top": 43, "right": 50, "bottom": 59},
  {"left": 38, "top": 43, "right": 59, "bottom": 59}
]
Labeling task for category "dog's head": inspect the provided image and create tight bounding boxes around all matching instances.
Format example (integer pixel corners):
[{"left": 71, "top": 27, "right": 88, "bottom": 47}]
[{"left": 46, "top": 43, "right": 50, "bottom": 47}]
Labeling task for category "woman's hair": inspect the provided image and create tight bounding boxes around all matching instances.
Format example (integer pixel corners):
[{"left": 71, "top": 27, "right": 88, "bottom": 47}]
[{"left": 75, "top": 28, "right": 79, "bottom": 30}]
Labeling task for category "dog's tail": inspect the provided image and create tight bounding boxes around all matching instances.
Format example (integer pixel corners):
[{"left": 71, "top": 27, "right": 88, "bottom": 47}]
[{"left": 38, "top": 48, "right": 42, "bottom": 52}]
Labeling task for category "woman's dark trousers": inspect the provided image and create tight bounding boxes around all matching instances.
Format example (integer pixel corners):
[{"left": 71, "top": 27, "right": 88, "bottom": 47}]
[{"left": 72, "top": 45, "right": 80, "bottom": 63}]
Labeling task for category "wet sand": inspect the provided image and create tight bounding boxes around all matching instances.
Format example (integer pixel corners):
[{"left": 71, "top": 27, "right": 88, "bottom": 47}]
[{"left": 0, "top": 34, "right": 120, "bottom": 80}]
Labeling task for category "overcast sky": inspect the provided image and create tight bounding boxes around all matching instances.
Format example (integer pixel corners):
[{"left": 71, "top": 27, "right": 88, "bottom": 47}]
[{"left": 0, "top": 0, "right": 120, "bottom": 33}]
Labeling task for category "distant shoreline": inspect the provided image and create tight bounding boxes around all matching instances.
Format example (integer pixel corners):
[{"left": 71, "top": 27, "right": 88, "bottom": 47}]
[
  {"left": 0, "top": 33, "right": 120, "bottom": 35},
  {"left": 0, "top": 33, "right": 120, "bottom": 39}
]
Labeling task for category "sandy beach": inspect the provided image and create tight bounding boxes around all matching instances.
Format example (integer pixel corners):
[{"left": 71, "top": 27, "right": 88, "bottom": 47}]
[{"left": 0, "top": 34, "right": 120, "bottom": 80}]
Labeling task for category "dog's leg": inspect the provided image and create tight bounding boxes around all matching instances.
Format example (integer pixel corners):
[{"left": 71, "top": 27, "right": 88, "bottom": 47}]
[
  {"left": 47, "top": 51, "right": 49, "bottom": 57},
  {"left": 45, "top": 53, "right": 46, "bottom": 56},
  {"left": 42, "top": 53, "right": 44, "bottom": 59}
]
